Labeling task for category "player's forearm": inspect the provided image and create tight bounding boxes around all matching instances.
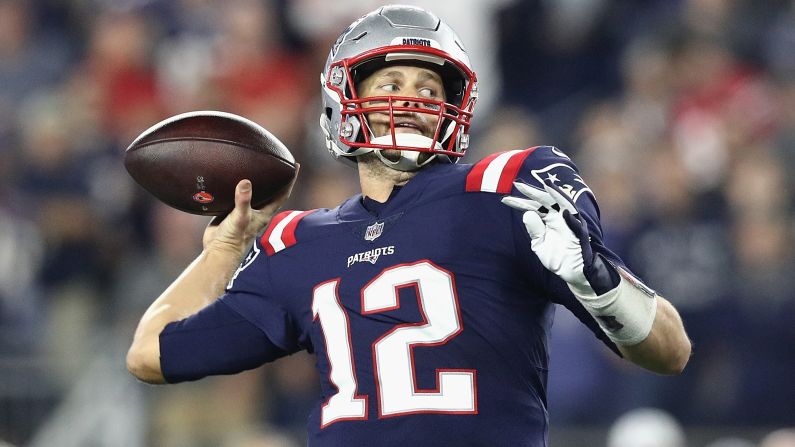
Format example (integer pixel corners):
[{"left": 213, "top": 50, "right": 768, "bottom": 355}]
[
  {"left": 127, "top": 243, "right": 246, "bottom": 384},
  {"left": 617, "top": 295, "right": 691, "bottom": 375}
]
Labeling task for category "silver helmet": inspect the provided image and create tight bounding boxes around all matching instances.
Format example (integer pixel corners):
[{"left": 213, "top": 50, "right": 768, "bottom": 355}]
[{"left": 320, "top": 5, "right": 478, "bottom": 171}]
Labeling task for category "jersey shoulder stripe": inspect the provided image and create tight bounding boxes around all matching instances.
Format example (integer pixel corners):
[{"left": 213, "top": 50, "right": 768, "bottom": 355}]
[
  {"left": 465, "top": 147, "right": 539, "bottom": 193},
  {"left": 261, "top": 210, "right": 316, "bottom": 255}
]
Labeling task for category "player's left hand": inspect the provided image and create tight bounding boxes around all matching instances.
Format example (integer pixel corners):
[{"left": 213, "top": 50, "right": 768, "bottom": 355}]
[{"left": 501, "top": 179, "right": 619, "bottom": 297}]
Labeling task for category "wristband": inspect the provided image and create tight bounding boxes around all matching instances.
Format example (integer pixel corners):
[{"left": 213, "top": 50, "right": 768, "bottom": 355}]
[{"left": 569, "top": 266, "right": 657, "bottom": 346}]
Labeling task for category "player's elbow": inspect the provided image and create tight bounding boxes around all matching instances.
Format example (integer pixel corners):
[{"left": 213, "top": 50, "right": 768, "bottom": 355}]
[
  {"left": 126, "top": 340, "right": 166, "bottom": 384},
  {"left": 673, "top": 339, "right": 692, "bottom": 374},
  {"left": 658, "top": 338, "right": 692, "bottom": 376}
]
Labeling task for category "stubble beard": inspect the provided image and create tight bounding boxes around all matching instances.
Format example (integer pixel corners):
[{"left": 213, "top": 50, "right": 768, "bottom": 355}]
[{"left": 357, "top": 151, "right": 418, "bottom": 186}]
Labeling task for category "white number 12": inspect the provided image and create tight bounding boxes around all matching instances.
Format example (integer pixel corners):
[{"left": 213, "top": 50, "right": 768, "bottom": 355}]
[{"left": 311, "top": 261, "right": 477, "bottom": 428}]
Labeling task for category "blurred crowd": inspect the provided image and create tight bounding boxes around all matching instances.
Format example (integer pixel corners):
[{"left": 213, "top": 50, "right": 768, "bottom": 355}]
[{"left": 0, "top": 0, "right": 793, "bottom": 446}]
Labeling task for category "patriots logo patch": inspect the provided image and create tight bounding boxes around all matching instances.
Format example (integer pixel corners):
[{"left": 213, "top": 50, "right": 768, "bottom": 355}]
[
  {"left": 531, "top": 163, "right": 592, "bottom": 203},
  {"left": 227, "top": 244, "right": 260, "bottom": 289}
]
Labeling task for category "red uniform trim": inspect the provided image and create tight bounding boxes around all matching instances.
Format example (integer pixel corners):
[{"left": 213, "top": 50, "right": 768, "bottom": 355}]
[
  {"left": 465, "top": 147, "right": 540, "bottom": 193},
  {"left": 260, "top": 210, "right": 315, "bottom": 256},
  {"left": 465, "top": 151, "right": 503, "bottom": 192},
  {"left": 282, "top": 210, "right": 315, "bottom": 248},
  {"left": 496, "top": 148, "right": 535, "bottom": 193}
]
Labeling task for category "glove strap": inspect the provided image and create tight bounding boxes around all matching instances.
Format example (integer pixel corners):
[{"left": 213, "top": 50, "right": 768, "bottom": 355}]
[{"left": 568, "top": 266, "right": 658, "bottom": 346}]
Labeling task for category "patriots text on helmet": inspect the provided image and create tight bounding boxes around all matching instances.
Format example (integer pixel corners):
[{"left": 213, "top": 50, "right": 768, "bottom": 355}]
[{"left": 401, "top": 38, "right": 432, "bottom": 47}]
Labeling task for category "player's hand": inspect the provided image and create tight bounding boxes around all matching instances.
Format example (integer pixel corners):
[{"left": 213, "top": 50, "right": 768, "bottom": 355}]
[
  {"left": 501, "top": 179, "right": 619, "bottom": 297},
  {"left": 203, "top": 164, "right": 299, "bottom": 255}
]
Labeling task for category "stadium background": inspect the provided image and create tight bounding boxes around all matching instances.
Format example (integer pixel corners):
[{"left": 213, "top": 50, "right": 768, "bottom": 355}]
[{"left": 0, "top": 0, "right": 793, "bottom": 445}]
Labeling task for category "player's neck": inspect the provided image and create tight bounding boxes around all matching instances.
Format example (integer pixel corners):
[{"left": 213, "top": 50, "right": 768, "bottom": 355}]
[{"left": 357, "top": 152, "right": 417, "bottom": 202}]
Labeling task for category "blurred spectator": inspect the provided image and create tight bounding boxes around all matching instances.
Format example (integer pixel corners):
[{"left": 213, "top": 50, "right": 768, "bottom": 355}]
[
  {"left": 221, "top": 426, "right": 299, "bottom": 447},
  {"left": 761, "top": 429, "right": 795, "bottom": 447},
  {"left": 669, "top": 33, "right": 778, "bottom": 192},
  {"left": 704, "top": 438, "right": 756, "bottom": 447},
  {"left": 468, "top": 105, "right": 542, "bottom": 161},
  {"left": 0, "top": 0, "right": 72, "bottom": 140},
  {"left": 0, "top": 206, "right": 43, "bottom": 353},
  {"left": 209, "top": 0, "right": 311, "bottom": 150},
  {"left": 151, "top": 372, "right": 267, "bottom": 447},
  {"left": 79, "top": 10, "right": 165, "bottom": 147},
  {"left": 263, "top": 353, "right": 319, "bottom": 442},
  {"left": 723, "top": 148, "right": 795, "bottom": 425},
  {"left": 110, "top": 203, "right": 207, "bottom": 332},
  {"left": 14, "top": 90, "right": 106, "bottom": 293},
  {"left": 607, "top": 407, "right": 686, "bottom": 447}
]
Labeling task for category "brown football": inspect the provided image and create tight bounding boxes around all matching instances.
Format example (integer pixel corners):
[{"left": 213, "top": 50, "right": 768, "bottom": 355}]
[{"left": 124, "top": 111, "right": 296, "bottom": 216}]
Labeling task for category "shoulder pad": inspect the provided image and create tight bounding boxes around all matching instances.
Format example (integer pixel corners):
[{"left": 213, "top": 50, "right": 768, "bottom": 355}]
[
  {"left": 260, "top": 210, "right": 316, "bottom": 255},
  {"left": 465, "top": 147, "right": 541, "bottom": 193},
  {"left": 517, "top": 146, "right": 593, "bottom": 205}
]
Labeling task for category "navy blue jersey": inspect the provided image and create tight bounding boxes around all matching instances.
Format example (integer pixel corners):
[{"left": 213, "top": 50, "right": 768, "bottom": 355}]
[{"left": 160, "top": 146, "right": 626, "bottom": 446}]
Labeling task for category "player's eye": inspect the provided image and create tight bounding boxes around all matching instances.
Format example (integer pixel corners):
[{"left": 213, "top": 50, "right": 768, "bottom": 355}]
[
  {"left": 379, "top": 83, "right": 399, "bottom": 93},
  {"left": 418, "top": 87, "right": 437, "bottom": 98}
]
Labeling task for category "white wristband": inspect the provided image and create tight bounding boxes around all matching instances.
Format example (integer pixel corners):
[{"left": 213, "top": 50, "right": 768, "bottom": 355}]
[{"left": 568, "top": 267, "right": 658, "bottom": 346}]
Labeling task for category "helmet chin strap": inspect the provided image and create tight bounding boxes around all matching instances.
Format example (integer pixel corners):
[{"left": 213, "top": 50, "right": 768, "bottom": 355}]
[{"left": 369, "top": 134, "right": 441, "bottom": 171}]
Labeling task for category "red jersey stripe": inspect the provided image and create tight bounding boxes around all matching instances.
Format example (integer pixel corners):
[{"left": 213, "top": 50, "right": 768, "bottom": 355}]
[
  {"left": 465, "top": 151, "right": 504, "bottom": 192},
  {"left": 281, "top": 210, "right": 316, "bottom": 248},
  {"left": 494, "top": 147, "right": 537, "bottom": 193},
  {"left": 261, "top": 210, "right": 296, "bottom": 256}
]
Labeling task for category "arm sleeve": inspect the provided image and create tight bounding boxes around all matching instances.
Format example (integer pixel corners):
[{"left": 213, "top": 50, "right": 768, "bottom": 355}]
[{"left": 160, "top": 298, "right": 291, "bottom": 383}]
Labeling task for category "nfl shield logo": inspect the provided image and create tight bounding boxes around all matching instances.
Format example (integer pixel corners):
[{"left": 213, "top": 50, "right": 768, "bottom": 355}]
[{"left": 364, "top": 221, "right": 384, "bottom": 241}]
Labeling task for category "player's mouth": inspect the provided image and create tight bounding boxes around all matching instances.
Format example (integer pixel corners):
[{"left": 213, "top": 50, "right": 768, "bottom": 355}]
[
  {"left": 367, "top": 112, "right": 436, "bottom": 139},
  {"left": 392, "top": 116, "right": 432, "bottom": 137},
  {"left": 394, "top": 121, "right": 423, "bottom": 134}
]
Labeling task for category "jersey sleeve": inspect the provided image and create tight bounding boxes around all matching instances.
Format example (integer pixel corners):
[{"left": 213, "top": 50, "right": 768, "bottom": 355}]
[
  {"left": 158, "top": 237, "right": 302, "bottom": 383},
  {"left": 159, "top": 297, "right": 292, "bottom": 383},
  {"left": 505, "top": 146, "right": 629, "bottom": 355},
  {"left": 221, "top": 237, "right": 302, "bottom": 353}
]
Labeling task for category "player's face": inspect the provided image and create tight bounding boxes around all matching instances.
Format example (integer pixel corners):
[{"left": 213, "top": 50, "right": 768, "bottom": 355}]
[{"left": 358, "top": 65, "right": 446, "bottom": 140}]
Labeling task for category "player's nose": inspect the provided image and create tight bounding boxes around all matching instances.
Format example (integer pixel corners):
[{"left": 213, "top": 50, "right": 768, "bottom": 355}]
[{"left": 397, "top": 94, "right": 422, "bottom": 108}]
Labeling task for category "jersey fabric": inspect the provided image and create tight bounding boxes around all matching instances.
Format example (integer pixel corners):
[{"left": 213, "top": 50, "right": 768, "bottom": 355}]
[{"left": 160, "top": 146, "right": 625, "bottom": 447}]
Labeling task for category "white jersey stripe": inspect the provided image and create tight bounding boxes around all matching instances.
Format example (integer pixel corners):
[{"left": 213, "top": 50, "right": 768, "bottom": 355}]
[
  {"left": 268, "top": 210, "right": 302, "bottom": 253},
  {"left": 479, "top": 150, "right": 523, "bottom": 192}
]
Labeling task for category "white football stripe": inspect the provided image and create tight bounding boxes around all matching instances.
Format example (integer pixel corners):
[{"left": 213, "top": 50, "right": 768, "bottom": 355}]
[
  {"left": 268, "top": 210, "right": 302, "bottom": 253},
  {"left": 480, "top": 150, "right": 523, "bottom": 192}
]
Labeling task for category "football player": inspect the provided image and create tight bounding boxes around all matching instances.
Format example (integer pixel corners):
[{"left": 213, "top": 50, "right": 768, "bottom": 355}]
[{"left": 127, "top": 5, "right": 691, "bottom": 446}]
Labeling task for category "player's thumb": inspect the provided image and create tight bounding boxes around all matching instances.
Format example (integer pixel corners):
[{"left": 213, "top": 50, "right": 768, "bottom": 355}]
[
  {"left": 522, "top": 211, "right": 546, "bottom": 240},
  {"left": 233, "top": 180, "right": 253, "bottom": 222}
]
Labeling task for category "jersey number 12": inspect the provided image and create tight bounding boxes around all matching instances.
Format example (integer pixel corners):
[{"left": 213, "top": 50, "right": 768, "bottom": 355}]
[{"left": 312, "top": 260, "right": 477, "bottom": 427}]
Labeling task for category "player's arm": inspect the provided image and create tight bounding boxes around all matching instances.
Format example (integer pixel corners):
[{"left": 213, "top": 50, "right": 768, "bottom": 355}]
[
  {"left": 503, "top": 180, "right": 691, "bottom": 375},
  {"left": 615, "top": 294, "right": 689, "bottom": 374},
  {"left": 127, "top": 176, "right": 296, "bottom": 384}
]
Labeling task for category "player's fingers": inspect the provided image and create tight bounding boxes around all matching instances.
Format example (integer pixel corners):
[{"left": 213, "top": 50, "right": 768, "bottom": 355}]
[
  {"left": 514, "top": 182, "right": 556, "bottom": 207},
  {"left": 230, "top": 179, "right": 253, "bottom": 230},
  {"left": 522, "top": 210, "right": 546, "bottom": 240},
  {"left": 562, "top": 209, "right": 588, "bottom": 240},
  {"left": 501, "top": 196, "right": 543, "bottom": 212},
  {"left": 543, "top": 180, "right": 578, "bottom": 214}
]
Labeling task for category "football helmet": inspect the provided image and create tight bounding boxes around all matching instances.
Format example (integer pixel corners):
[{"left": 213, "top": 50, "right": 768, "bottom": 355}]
[{"left": 320, "top": 5, "right": 478, "bottom": 171}]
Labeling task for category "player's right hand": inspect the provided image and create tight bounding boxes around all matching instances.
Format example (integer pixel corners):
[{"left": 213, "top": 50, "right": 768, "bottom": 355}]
[
  {"left": 203, "top": 165, "right": 299, "bottom": 255},
  {"left": 501, "top": 179, "right": 619, "bottom": 297}
]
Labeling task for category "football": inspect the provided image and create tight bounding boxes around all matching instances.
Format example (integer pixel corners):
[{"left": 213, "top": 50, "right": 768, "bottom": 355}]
[{"left": 124, "top": 111, "right": 297, "bottom": 216}]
